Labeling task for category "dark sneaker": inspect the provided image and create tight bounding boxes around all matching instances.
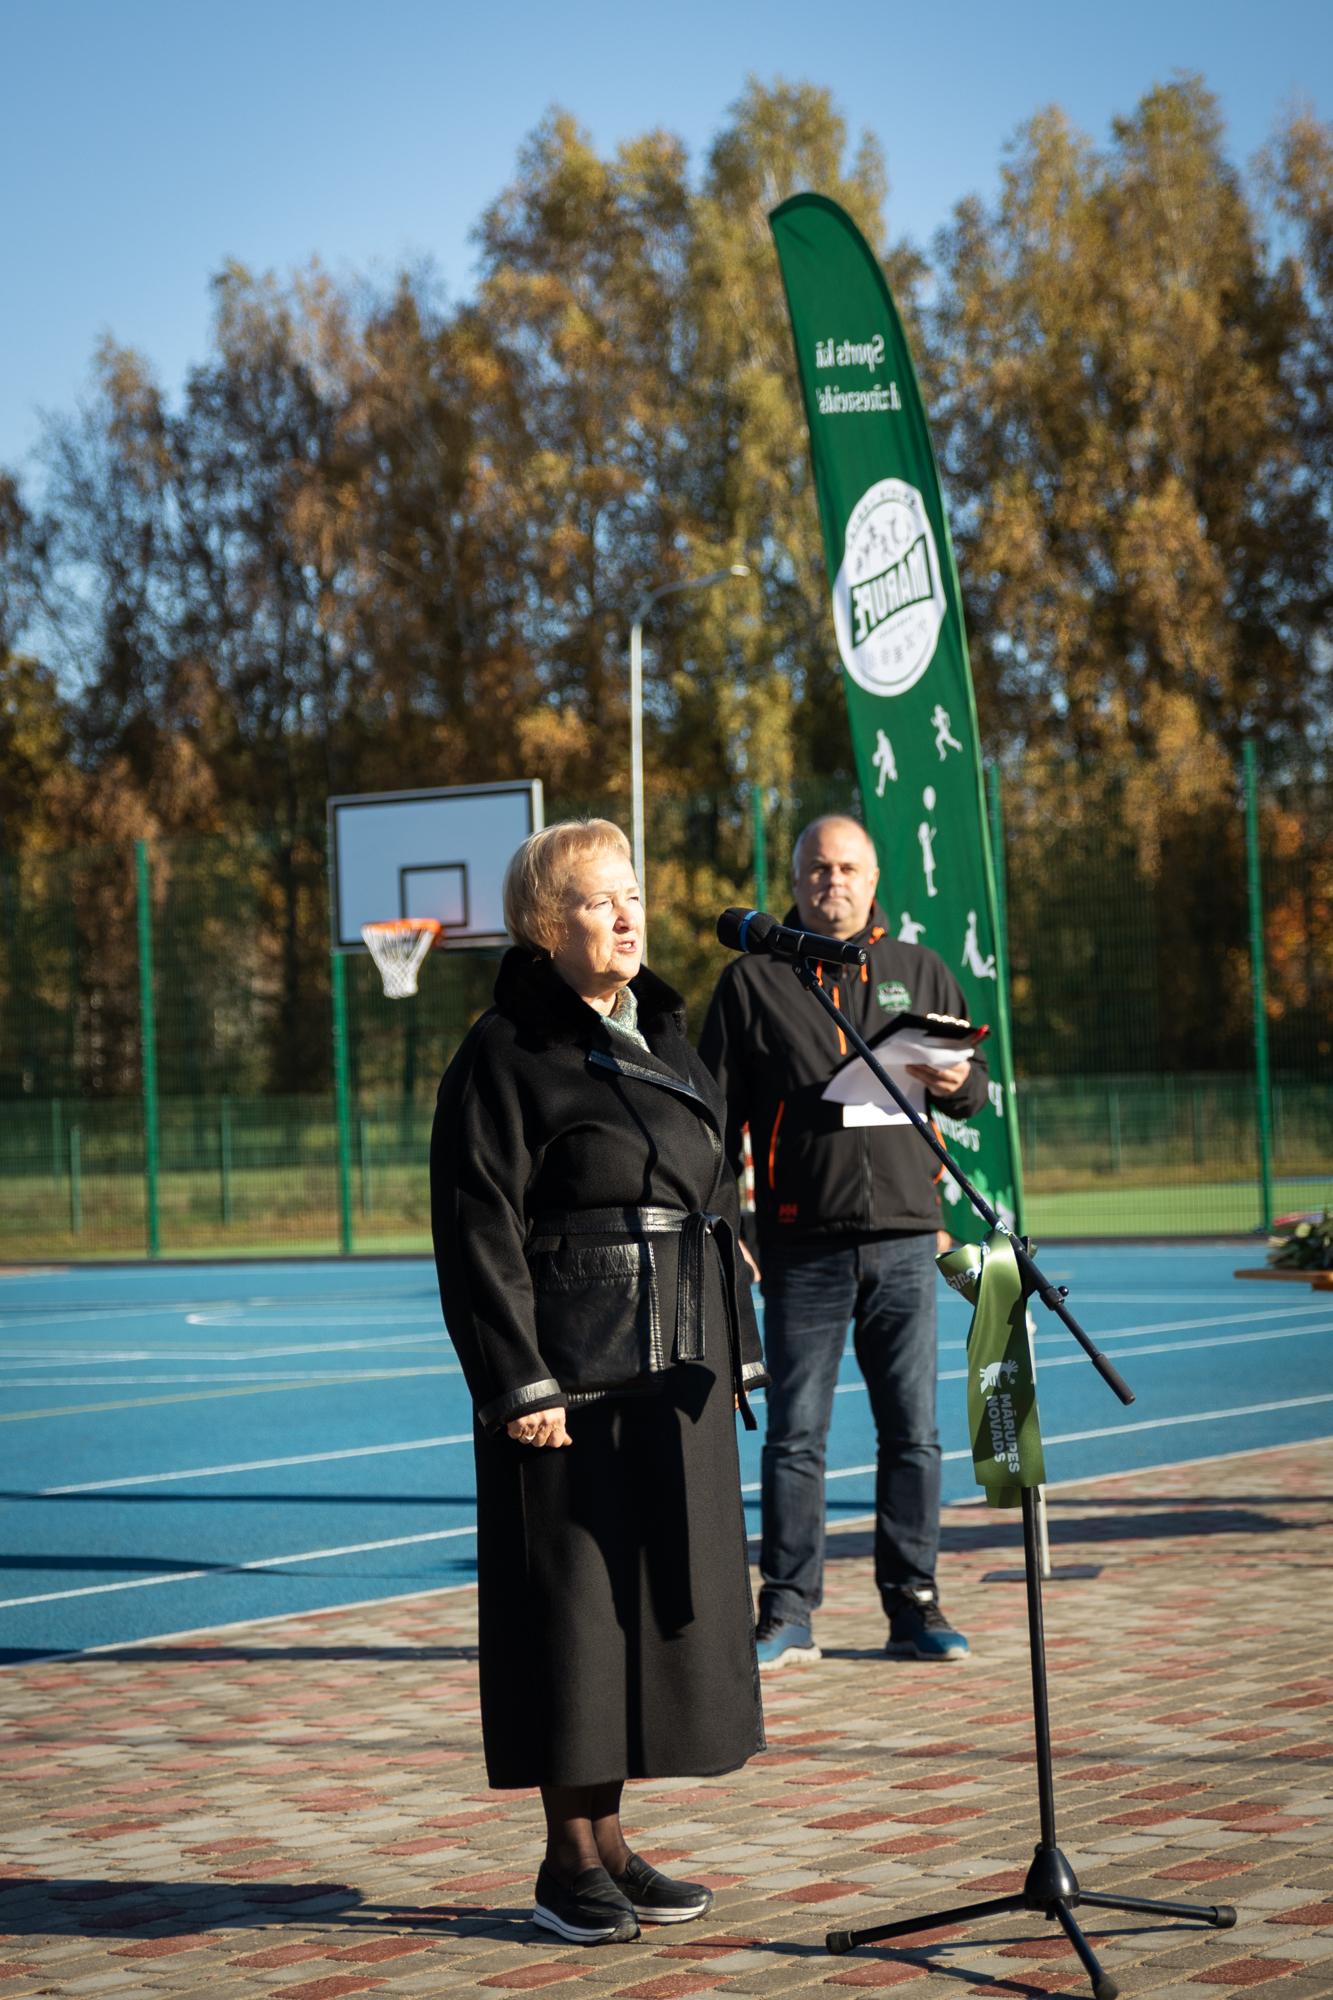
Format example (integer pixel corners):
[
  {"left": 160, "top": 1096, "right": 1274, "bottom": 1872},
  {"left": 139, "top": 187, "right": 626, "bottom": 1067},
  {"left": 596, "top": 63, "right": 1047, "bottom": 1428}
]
[
  {"left": 755, "top": 1615, "right": 822, "bottom": 1671},
  {"left": 885, "top": 1585, "right": 970, "bottom": 1661},
  {"left": 532, "top": 1862, "right": 640, "bottom": 1944},
  {"left": 611, "top": 1851, "right": 714, "bottom": 1924}
]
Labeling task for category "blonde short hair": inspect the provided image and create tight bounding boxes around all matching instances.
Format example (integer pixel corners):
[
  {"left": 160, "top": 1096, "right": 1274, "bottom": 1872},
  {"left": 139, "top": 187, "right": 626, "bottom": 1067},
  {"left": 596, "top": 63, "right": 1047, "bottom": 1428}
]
[{"left": 502, "top": 818, "right": 633, "bottom": 955}]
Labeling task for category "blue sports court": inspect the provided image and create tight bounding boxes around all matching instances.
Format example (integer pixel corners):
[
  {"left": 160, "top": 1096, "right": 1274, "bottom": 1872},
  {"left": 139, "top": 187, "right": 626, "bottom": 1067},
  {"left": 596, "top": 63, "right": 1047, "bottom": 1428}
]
[{"left": 0, "top": 1242, "right": 1329, "bottom": 1662}]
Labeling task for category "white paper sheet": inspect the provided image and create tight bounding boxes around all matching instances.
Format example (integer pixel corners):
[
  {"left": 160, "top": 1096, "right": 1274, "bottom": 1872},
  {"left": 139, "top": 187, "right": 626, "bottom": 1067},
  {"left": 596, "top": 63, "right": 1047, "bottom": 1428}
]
[{"left": 821, "top": 1035, "right": 974, "bottom": 1128}]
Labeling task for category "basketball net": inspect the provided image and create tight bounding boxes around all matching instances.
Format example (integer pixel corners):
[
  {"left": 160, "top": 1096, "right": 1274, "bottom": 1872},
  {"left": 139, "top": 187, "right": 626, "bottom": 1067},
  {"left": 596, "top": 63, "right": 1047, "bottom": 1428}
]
[{"left": 361, "top": 918, "right": 443, "bottom": 998}]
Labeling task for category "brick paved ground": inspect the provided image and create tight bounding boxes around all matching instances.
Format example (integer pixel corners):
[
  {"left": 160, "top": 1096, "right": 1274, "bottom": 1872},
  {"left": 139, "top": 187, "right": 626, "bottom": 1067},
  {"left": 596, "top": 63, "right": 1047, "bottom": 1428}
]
[{"left": 2, "top": 1440, "right": 1332, "bottom": 2000}]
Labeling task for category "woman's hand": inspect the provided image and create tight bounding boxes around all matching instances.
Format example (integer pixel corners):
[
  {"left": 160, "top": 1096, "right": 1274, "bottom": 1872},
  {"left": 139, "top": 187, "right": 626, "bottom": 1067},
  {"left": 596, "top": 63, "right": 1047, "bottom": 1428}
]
[{"left": 508, "top": 1406, "right": 571, "bottom": 1449}]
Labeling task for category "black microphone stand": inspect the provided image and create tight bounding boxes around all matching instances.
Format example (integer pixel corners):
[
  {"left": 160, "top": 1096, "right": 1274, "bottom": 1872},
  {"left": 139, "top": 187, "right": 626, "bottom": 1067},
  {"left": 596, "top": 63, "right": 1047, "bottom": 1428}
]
[{"left": 789, "top": 958, "right": 1236, "bottom": 2000}]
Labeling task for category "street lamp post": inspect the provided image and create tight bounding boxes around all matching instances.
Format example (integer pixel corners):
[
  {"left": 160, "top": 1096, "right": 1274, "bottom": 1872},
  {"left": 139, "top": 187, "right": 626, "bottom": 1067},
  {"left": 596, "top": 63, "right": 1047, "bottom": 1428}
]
[{"left": 629, "top": 564, "right": 749, "bottom": 898}]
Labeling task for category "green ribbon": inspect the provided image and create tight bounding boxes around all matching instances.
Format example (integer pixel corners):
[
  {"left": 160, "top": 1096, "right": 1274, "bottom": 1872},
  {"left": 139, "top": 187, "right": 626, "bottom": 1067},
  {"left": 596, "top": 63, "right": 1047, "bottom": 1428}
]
[{"left": 938, "top": 1230, "right": 1047, "bottom": 1509}]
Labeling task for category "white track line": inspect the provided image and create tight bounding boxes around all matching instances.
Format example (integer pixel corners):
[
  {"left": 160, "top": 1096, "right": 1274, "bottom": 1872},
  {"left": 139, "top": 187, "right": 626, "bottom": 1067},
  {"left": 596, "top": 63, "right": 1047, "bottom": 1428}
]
[
  {"left": 741, "top": 1391, "right": 1333, "bottom": 1493},
  {"left": 184, "top": 1316, "right": 439, "bottom": 1328},
  {"left": 0, "top": 1300, "right": 438, "bottom": 1330},
  {"left": 1035, "top": 1392, "right": 1333, "bottom": 1447},
  {"left": 931, "top": 1303, "right": 1333, "bottom": 1353},
  {"left": 41, "top": 1433, "right": 475, "bottom": 1494},
  {"left": 0, "top": 1369, "right": 462, "bottom": 1387},
  {"left": 940, "top": 1320, "right": 1333, "bottom": 1380},
  {"left": 0, "top": 1525, "right": 479, "bottom": 1609},
  {"left": 1045, "top": 1304, "right": 1332, "bottom": 1340},
  {"left": 0, "top": 1333, "right": 449, "bottom": 1366},
  {"left": 820, "top": 1320, "right": 1333, "bottom": 1398}
]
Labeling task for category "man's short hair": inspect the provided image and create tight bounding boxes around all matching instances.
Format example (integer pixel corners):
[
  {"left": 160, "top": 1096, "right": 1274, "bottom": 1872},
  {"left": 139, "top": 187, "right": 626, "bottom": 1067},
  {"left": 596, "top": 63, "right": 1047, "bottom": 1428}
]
[{"left": 791, "top": 815, "right": 879, "bottom": 876}]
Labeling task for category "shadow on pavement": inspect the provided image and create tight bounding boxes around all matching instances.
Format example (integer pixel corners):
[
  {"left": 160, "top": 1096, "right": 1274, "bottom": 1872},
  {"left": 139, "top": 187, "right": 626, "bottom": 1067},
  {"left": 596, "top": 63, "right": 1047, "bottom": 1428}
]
[
  {"left": 825, "top": 1499, "right": 1324, "bottom": 1569},
  {"left": 0, "top": 1878, "right": 546, "bottom": 1942},
  {"left": 0, "top": 1642, "right": 480, "bottom": 1664}
]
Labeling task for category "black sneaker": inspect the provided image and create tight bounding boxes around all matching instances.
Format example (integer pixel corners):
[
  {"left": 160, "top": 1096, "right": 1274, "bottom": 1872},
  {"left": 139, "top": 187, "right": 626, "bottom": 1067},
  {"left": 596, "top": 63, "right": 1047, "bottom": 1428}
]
[
  {"left": 532, "top": 1862, "right": 640, "bottom": 1944},
  {"left": 611, "top": 1851, "right": 714, "bottom": 1924},
  {"left": 885, "top": 1584, "right": 970, "bottom": 1661}
]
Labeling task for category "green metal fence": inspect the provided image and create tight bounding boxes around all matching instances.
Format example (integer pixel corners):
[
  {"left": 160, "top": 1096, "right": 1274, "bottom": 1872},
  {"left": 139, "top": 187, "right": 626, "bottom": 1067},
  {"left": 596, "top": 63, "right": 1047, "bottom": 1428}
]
[
  {"left": 4, "top": 1076, "right": 1328, "bottom": 1261},
  {"left": 1, "top": 764, "right": 1329, "bottom": 1259}
]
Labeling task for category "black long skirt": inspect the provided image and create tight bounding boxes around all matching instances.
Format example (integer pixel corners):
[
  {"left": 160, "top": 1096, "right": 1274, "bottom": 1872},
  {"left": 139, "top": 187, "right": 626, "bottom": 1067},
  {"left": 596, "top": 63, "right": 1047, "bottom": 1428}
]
[{"left": 473, "top": 1357, "right": 765, "bottom": 1789}]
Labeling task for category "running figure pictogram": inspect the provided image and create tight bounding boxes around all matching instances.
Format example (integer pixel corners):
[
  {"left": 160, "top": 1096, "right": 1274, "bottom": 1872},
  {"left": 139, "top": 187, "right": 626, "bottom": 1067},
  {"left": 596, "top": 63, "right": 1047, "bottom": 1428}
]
[
  {"left": 931, "top": 704, "right": 963, "bottom": 761},
  {"left": 961, "top": 908, "right": 996, "bottom": 979}
]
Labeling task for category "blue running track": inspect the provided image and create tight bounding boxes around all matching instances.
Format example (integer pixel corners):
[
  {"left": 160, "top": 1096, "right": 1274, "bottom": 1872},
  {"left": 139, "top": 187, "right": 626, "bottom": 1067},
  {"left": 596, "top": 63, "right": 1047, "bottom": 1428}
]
[{"left": 1, "top": 1243, "right": 1330, "bottom": 1661}]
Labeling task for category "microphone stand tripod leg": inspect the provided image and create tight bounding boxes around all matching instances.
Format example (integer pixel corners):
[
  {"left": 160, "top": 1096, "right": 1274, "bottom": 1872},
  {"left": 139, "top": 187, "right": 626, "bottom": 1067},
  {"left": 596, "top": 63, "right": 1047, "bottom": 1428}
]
[
  {"left": 1053, "top": 1900, "right": 1118, "bottom": 2000},
  {"left": 1076, "top": 1889, "right": 1238, "bottom": 1929}
]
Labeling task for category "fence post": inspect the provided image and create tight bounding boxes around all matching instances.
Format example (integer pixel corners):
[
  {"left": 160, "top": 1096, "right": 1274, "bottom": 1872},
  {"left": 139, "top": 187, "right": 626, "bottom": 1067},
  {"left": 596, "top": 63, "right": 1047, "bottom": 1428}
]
[
  {"left": 135, "top": 839, "right": 161, "bottom": 1257},
  {"left": 220, "top": 1094, "right": 233, "bottom": 1227},
  {"left": 752, "top": 783, "right": 769, "bottom": 915},
  {"left": 69, "top": 1124, "right": 82, "bottom": 1237},
  {"left": 331, "top": 951, "right": 354, "bottom": 1256},
  {"left": 1242, "top": 740, "right": 1274, "bottom": 1231},
  {"left": 359, "top": 1116, "right": 373, "bottom": 1218},
  {"left": 51, "top": 1098, "right": 62, "bottom": 1189}
]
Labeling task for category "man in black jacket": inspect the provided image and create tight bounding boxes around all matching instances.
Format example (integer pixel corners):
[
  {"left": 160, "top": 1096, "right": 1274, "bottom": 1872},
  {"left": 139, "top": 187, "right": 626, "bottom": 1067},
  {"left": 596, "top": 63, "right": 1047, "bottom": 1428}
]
[{"left": 699, "top": 815, "right": 987, "bottom": 1669}]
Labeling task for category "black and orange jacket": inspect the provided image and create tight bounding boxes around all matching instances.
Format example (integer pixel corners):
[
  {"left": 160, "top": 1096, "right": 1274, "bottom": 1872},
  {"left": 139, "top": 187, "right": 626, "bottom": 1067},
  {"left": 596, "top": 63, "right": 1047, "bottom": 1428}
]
[{"left": 697, "top": 904, "right": 990, "bottom": 1243}]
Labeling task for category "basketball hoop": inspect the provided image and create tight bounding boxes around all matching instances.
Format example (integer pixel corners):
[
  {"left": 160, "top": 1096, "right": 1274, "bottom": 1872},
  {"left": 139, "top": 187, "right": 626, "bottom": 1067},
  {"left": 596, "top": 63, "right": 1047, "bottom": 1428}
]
[{"left": 361, "top": 918, "right": 443, "bottom": 998}]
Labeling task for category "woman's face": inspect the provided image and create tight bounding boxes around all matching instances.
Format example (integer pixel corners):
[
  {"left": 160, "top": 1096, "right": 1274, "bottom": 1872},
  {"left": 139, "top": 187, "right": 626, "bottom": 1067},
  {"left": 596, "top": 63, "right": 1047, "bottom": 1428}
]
[{"left": 550, "top": 851, "right": 644, "bottom": 1006}]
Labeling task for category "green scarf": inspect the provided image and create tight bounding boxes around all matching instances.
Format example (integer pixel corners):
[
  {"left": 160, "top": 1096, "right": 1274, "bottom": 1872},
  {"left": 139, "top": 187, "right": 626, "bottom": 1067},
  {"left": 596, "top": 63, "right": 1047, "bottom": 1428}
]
[{"left": 607, "top": 984, "right": 651, "bottom": 1054}]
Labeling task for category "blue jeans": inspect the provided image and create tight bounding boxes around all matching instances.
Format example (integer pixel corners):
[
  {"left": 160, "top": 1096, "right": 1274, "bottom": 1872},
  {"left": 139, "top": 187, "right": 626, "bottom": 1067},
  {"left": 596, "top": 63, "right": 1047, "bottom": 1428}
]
[{"left": 757, "top": 1233, "right": 941, "bottom": 1626}]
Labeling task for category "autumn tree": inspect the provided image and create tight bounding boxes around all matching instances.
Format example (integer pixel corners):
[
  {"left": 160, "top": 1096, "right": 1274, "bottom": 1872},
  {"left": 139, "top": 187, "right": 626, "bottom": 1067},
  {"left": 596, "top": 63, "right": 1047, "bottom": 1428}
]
[
  {"left": 931, "top": 77, "right": 1329, "bottom": 769},
  {"left": 4, "top": 76, "right": 1333, "bottom": 1081}
]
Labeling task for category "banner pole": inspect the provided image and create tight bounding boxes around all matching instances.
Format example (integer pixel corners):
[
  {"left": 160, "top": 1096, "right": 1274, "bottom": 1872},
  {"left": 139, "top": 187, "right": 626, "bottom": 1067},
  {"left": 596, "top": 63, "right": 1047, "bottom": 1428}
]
[
  {"left": 135, "top": 839, "right": 161, "bottom": 1258},
  {"left": 630, "top": 617, "right": 646, "bottom": 896},
  {"left": 1242, "top": 740, "right": 1273, "bottom": 1232},
  {"left": 752, "top": 782, "right": 769, "bottom": 914},
  {"left": 985, "top": 759, "right": 1025, "bottom": 1234},
  {"left": 987, "top": 762, "right": 1009, "bottom": 974}
]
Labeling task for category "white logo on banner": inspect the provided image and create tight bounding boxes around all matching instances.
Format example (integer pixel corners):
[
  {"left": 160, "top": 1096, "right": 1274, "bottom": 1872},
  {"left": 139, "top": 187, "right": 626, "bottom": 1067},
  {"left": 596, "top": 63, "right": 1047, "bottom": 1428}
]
[
  {"left": 832, "top": 478, "right": 947, "bottom": 697},
  {"left": 918, "top": 786, "right": 939, "bottom": 898},
  {"left": 872, "top": 729, "right": 898, "bottom": 795},
  {"left": 962, "top": 909, "right": 997, "bottom": 980},
  {"left": 932, "top": 704, "right": 963, "bottom": 760}
]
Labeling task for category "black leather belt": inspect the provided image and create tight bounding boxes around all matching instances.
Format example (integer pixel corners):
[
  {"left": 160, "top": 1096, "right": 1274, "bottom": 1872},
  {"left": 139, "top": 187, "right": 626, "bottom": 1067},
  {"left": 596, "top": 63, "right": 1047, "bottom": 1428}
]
[{"left": 527, "top": 1204, "right": 755, "bottom": 1425}]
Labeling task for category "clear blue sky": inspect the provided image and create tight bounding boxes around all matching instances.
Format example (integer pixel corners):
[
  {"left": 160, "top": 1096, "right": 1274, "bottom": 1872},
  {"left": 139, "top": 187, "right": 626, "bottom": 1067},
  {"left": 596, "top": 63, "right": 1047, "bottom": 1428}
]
[{"left": 2, "top": 0, "right": 1328, "bottom": 472}]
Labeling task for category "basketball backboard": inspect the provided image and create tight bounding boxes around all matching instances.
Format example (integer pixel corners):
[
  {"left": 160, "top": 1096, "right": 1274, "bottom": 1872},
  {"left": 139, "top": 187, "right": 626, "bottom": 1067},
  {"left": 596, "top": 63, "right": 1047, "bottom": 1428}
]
[{"left": 327, "top": 781, "right": 544, "bottom": 952}]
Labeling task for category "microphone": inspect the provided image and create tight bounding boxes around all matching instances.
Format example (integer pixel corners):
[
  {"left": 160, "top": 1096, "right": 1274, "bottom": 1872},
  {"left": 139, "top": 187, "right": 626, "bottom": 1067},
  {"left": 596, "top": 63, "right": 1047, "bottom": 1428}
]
[{"left": 717, "top": 907, "right": 868, "bottom": 968}]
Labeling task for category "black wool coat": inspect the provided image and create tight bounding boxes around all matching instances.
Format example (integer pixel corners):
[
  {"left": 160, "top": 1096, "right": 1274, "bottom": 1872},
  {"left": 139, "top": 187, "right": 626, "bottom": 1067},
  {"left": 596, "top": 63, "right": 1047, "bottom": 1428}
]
[{"left": 430, "top": 951, "right": 768, "bottom": 1788}]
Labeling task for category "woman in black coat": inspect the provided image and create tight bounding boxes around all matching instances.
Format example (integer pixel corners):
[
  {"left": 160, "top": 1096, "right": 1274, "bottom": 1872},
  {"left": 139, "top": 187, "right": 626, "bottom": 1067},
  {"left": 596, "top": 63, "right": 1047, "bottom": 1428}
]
[{"left": 431, "top": 819, "right": 767, "bottom": 1947}]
